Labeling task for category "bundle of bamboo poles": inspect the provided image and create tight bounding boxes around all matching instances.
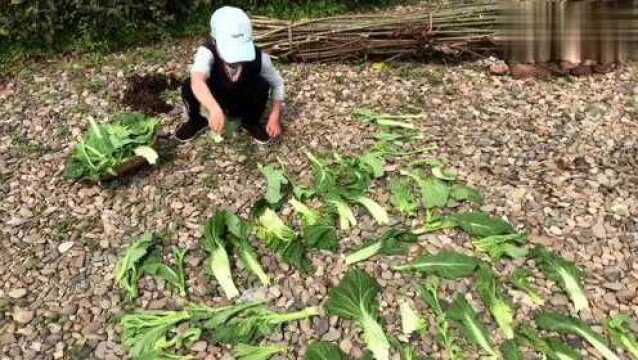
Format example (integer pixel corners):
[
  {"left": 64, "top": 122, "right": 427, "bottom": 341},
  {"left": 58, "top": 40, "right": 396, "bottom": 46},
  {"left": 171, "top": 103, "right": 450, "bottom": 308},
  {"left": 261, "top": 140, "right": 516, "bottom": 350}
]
[{"left": 253, "top": 1, "right": 501, "bottom": 62}]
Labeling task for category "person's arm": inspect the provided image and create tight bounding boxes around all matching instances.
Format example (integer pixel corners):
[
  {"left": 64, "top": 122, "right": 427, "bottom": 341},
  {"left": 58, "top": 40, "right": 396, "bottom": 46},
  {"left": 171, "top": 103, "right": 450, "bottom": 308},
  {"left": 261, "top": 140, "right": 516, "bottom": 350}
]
[
  {"left": 190, "top": 47, "right": 225, "bottom": 133},
  {"left": 260, "top": 53, "right": 285, "bottom": 138}
]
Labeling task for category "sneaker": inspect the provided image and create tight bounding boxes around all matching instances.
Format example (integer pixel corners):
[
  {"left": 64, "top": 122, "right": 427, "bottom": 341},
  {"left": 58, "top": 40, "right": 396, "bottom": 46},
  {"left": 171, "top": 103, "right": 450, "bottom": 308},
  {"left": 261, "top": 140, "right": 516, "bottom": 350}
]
[{"left": 174, "top": 119, "right": 207, "bottom": 142}]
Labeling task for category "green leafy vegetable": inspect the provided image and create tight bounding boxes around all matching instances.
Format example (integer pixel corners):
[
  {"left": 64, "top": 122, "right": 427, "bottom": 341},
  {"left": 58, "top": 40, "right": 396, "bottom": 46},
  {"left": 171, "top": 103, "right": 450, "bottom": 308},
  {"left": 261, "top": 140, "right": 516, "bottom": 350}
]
[
  {"left": 476, "top": 266, "right": 515, "bottom": 339},
  {"left": 305, "top": 341, "right": 350, "bottom": 360},
  {"left": 400, "top": 344, "right": 424, "bottom": 360},
  {"left": 449, "top": 184, "right": 483, "bottom": 204},
  {"left": 532, "top": 246, "right": 589, "bottom": 312},
  {"left": 402, "top": 170, "right": 449, "bottom": 209},
  {"left": 255, "top": 208, "right": 312, "bottom": 273},
  {"left": 133, "top": 145, "right": 159, "bottom": 165},
  {"left": 358, "top": 152, "right": 386, "bottom": 179},
  {"left": 449, "top": 212, "right": 515, "bottom": 238},
  {"left": 120, "top": 310, "right": 193, "bottom": 359},
  {"left": 399, "top": 298, "right": 427, "bottom": 335},
  {"left": 224, "top": 211, "right": 271, "bottom": 287},
  {"left": 352, "top": 196, "right": 390, "bottom": 225},
  {"left": 510, "top": 268, "right": 544, "bottom": 305},
  {"left": 201, "top": 212, "right": 239, "bottom": 299},
  {"left": 393, "top": 251, "right": 480, "bottom": 279},
  {"left": 472, "top": 233, "right": 528, "bottom": 261},
  {"left": 536, "top": 312, "right": 620, "bottom": 360},
  {"left": 114, "top": 233, "right": 156, "bottom": 300},
  {"left": 290, "top": 198, "right": 338, "bottom": 252},
  {"left": 354, "top": 108, "right": 418, "bottom": 129},
  {"left": 212, "top": 304, "right": 320, "bottom": 345},
  {"left": 328, "top": 196, "right": 357, "bottom": 230},
  {"left": 140, "top": 248, "right": 188, "bottom": 297},
  {"left": 447, "top": 295, "right": 497, "bottom": 356},
  {"left": 345, "top": 228, "right": 418, "bottom": 265},
  {"left": 607, "top": 315, "right": 638, "bottom": 359},
  {"left": 389, "top": 178, "right": 418, "bottom": 216},
  {"left": 518, "top": 325, "right": 582, "bottom": 360},
  {"left": 419, "top": 278, "right": 463, "bottom": 360},
  {"left": 325, "top": 269, "right": 390, "bottom": 360},
  {"left": 431, "top": 166, "right": 457, "bottom": 181},
  {"left": 66, "top": 113, "right": 160, "bottom": 181},
  {"left": 259, "top": 164, "right": 289, "bottom": 205},
  {"left": 501, "top": 339, "right": 523, "bottom": 360},
  {"left": 232, "top": 343, "right": 287, "bottom": 360}
]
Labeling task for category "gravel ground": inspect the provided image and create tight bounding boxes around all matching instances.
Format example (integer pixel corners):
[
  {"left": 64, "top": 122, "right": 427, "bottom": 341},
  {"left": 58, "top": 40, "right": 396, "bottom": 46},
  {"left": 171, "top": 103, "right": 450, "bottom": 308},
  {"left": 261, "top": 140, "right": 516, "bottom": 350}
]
[{"left": 1, "top": 36, "right": 637, "bottom": 360}]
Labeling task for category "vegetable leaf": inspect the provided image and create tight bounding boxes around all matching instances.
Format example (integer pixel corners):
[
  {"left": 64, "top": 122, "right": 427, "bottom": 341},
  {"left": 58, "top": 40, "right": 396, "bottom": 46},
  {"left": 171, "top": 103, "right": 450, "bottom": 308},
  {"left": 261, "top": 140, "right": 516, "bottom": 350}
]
[
  {"left": 305, "top": 342, "right": 350, "bottom": 360},
  {"left": 345, "top": 228, "right": 418, "bottom": 265},
  {"left": 510, "top": 268, "right": 544, "bottom": 305},
  {"left": 328, "top": 196, "right": 357, "bottom": 230},
  {"left": 256, "top": 208, "right": 313, "bottom": 273},
  {"left": 393, "top": 251, "right": 480, "bottom": 279},
  {"left": 134, "top": 145, "right": 159, "bottom": 165},
  {"left": 399, "top": 298, "right": 427, "bottom": 335},
  {"left": 403, "top": 170, "right": 449, "bottom": 209},
  {"left": 447, "top": 295, "right": 497, "bottom": 356},
  {"left": 518, "top": 326, "right": 582, "bottom": 360},
  {"left": 536, "top": 312, "right": 620, "bottom": 360},
  {"left": 233, "top": 343, "right": 287, "bottom": 360},
  {"left": 140, "top": 248, "right": 188, "bottom": 297},
  {"left": 532, "top": 246, "right": 589, "bottom": 312},
  {"left": 325, "top": 269, "right": 390, "bottom": 360},
  {"left": 352, "top": 196, "right": 390, "bottom": 225},
  {"left": 607, "top": 315, "right": 638, "bottom": 359},
  {"left": 419, "top": 278, "right": 463, "bottom": 360},
  {"left": 303, "top": 222, "right": 339, "bottom": 252},
  {"left": 389, "top": 178, "right": 418, "bottom": 216},
  {"left": 212, "top": 305, "right": 320, "bottom": 345},
  {"left": 432, "top": 166, "right": 457, "bottom": 181},
  {"left": 400, "top": 344, "right": 424, "bottom": 360},
  {"left": 472, "top": 233, "right": 528, "bottom": 261},
  {"left": 114, "top": 233, "right": 156, "bottom": 300},
  {"left": 501, "top": 339, "right": 523, "bottom": 360},
  {"left": 449, "top": 184, "right": 483, "bottom": 204},
  {"left": 201, "top": 212, "right": 239, "bottom": 299},
  {"left": 259, "top": 165, "right": 289, "bottom": 205},
  {"left": 224, "top": 211, "right": 271, "bottom": 287},
  {"left": 477, "top": 266, "right": 515, "bottom": 339},
  {"left": 448, "top": 212, "right": 515, "bottom": 238}
]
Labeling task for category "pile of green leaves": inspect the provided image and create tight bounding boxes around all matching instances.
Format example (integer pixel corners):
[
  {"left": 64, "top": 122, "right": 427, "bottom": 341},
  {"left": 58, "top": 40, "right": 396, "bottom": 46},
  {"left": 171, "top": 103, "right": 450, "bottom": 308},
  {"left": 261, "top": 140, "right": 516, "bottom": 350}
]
[
  {"left": 66, "top": 113, "right": 160, "bottom": 182},
  {"left": 120, "top": 301, "right": 317, "bottom": 359},
  {"left": 114, "top": 233, "right": 188, "bottom": 301},
  {"left": 607, "top": 315, "right": 638, "bottom": 359},
  {"left": 201, "top": 211, "right": 270, "bottom": 299}
]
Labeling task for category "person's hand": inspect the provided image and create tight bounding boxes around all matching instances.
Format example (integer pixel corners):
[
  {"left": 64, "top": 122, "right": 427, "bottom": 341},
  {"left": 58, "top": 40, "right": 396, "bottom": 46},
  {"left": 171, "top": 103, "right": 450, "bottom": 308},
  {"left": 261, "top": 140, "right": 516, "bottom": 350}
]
[
  {"left": 266, "top": 110, "right": 282, "bottom": 138},
  {"left": 208, "top": 106, "right": 226, "bottom": 134}
]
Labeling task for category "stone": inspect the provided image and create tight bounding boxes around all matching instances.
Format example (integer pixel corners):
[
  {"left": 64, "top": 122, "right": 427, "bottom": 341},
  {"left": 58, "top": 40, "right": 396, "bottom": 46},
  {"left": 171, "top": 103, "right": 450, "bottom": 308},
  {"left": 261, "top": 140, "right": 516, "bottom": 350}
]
[
  {"left": 13, "top": 307, "right": 34, "bottom": 324},
  {"left": 58, "top": 241, "right": 74, "bottom": 253},
  {"left": 8, "top": 288, "right": 27, "bottom": 299}
]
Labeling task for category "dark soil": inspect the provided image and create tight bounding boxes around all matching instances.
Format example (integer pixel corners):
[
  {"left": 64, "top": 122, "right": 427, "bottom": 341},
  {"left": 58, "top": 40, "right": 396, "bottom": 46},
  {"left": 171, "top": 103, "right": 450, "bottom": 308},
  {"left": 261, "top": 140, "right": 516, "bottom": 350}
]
[{"left": 120, "top": 73, "right": 181, "bottom": 115}]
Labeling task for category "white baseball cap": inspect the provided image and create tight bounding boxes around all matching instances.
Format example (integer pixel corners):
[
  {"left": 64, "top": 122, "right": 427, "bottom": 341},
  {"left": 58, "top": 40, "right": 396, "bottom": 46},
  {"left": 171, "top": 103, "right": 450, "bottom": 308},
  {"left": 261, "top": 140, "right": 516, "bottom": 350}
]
[{"left": 210, "top": 7, "right": 255, "bottom": 63}]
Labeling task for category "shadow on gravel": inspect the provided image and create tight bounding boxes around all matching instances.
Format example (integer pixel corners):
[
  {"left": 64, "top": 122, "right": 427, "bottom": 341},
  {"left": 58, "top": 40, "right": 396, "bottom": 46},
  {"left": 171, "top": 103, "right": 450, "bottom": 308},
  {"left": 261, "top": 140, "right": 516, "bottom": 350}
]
[{"left": 120, "top": 73, "right": 181, "bottom": 115}]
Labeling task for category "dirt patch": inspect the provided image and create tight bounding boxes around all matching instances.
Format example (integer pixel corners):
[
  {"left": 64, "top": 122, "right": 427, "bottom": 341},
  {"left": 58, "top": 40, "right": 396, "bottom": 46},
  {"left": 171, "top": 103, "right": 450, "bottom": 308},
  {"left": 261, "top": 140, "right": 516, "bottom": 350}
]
[
  {"left": 120, "top": 73, "right": 181, "bottom": 115},
  {"left": 490, "top": 61, "right": 620, "bottom": 79}
]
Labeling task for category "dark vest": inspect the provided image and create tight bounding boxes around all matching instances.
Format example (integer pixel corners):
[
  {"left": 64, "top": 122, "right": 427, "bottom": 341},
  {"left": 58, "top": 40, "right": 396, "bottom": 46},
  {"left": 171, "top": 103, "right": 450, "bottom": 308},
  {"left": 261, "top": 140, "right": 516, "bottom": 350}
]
[{"left": 203, "top": 39, "right": 269, "bottom": 115}]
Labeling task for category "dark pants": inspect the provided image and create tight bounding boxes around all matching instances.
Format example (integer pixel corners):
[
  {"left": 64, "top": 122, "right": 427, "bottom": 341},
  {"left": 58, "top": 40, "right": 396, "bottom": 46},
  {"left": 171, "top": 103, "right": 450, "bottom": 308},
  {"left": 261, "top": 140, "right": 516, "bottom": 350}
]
[{"left": 181, "top": 79, "right": 270, "bottom": 141}]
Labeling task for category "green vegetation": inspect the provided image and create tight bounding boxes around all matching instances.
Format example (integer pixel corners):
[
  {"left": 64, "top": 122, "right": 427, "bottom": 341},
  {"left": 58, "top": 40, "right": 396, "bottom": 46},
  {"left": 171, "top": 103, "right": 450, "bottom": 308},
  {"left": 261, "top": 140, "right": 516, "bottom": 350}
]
[
  {"left": 325, "top": 269, "right": 390, "bottom": 360},
  {"left": 477, "top": 266, "right": 515, "bottom": 339},
  {"left": 65, "top": 113, "right": 160, "bottom": 182},
  {"left": 114, "top": 233, "right": 188, "bottom": 300},
  {"left": 447, "top": 295, "right": 498, "bottom": 357},
  {"left": 607, "top": 315, "right": 638, "bottom": 359},
  {"left": 306, "top": 342, "right": 350, "bottom": 360},
  {"left": 393, "top": 251, "right": 480, "bottom": 279},
  {"left": 345, "top": 228, "right": 417, "bottom": 265},
  {"left": 532, "top": 246, "right": 589, "bottom": 312},
  {"left": 419, "top": 279, "right": 463, "bottom": 360},
  {"left": 536, "top": 312, "right": 620, "bottom": 360}
]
